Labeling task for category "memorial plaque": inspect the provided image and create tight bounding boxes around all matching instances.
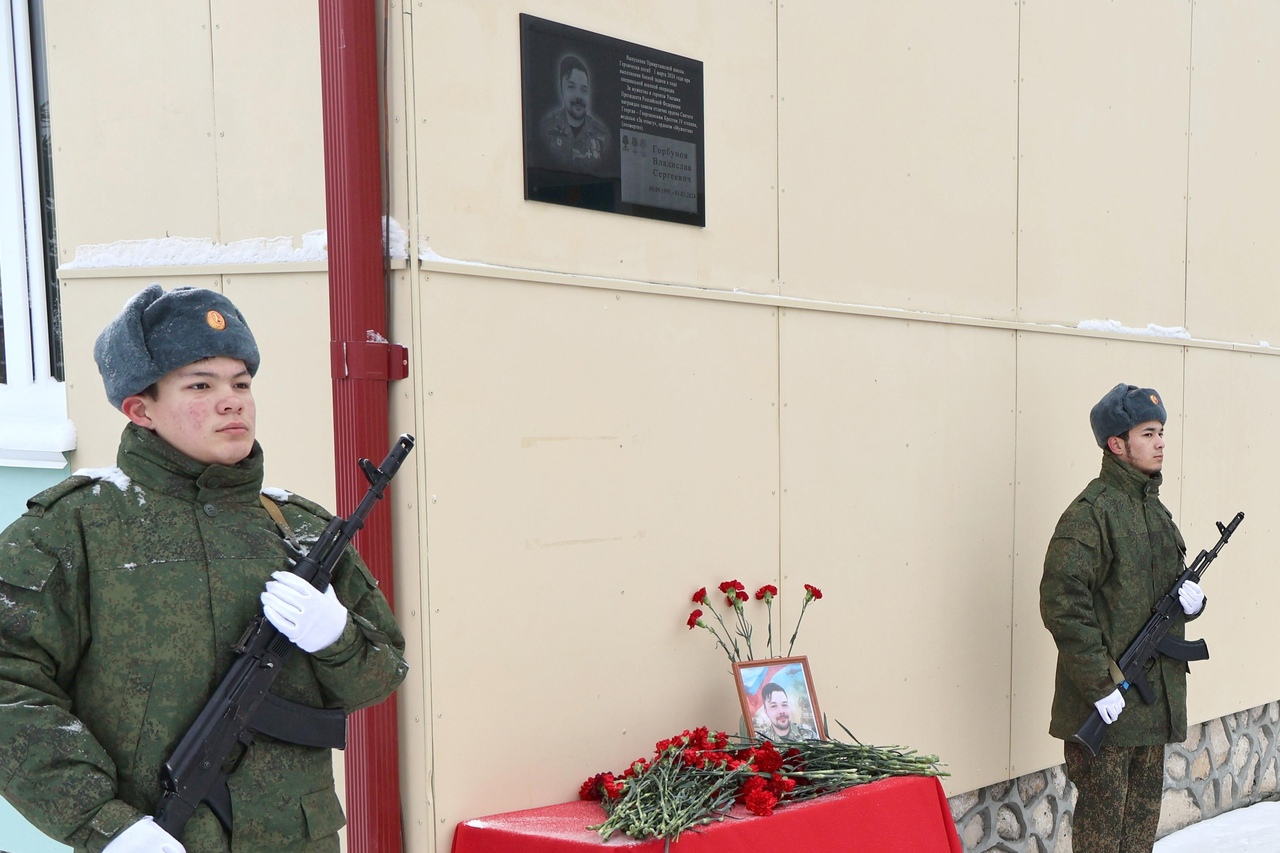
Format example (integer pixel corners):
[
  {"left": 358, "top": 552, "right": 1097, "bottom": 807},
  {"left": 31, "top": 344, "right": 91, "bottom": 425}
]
[{"left": 520, "top": 14, "right": 706, "bottom": 227}]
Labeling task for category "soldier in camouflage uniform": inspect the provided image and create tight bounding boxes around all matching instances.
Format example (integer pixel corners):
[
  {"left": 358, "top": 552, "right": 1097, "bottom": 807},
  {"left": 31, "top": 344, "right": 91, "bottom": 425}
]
[
  {"left": 538, "top": 54, "right": 610, "bottom": 175},
  {"left": 1040, "top": 383, "right": 1205, "bottom": 853},
  {"left": 0, "top": 285, "right": 408, "bottom": 853}
]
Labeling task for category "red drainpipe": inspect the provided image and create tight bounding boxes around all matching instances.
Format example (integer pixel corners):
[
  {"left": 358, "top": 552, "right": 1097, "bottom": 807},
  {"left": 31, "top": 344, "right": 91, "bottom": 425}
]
[{"left": 318, "top": 1, "right": 407, "bottom": 850}]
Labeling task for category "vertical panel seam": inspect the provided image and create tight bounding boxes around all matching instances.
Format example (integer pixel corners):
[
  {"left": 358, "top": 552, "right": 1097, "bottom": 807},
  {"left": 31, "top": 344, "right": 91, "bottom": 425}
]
[
  {"left": 774, "top": 0, "right": 782, "bottom": 295},
  {"left": 1008, "top": 0, "right": 1024, "bottom": 778},
  {"left": 1180, "top": 1, "right": 1195, "bottom": 526},
  {"left": 395, "top": 1, "right": 439, "bottom": 848},
  {"left": 206, "top": 0, "right": 221, "bottom": 244},
  {"left": 1183, "top": 0, "right": 1195, "bottom": 331},
  {"left": 774, "top": 1, "right": 784, "bottom": 606}
]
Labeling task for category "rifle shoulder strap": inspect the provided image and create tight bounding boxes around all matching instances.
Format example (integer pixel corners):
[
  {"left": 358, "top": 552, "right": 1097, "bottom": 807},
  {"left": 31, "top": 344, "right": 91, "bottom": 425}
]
[
  {"left": 1108, "top": 656, "right": 1126, "bottom": 685},
  {"left": 259, "top": 493, "right": 302, "bottom": 550}
]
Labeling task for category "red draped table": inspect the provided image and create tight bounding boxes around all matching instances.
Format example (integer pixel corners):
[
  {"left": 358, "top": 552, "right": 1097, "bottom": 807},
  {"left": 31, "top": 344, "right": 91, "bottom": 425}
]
[{"left": 451, "top": 775, "right": 962, "bottom": 852}]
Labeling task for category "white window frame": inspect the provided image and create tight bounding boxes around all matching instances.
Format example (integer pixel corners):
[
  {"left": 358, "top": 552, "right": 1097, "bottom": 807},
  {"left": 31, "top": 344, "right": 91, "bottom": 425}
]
[{"left": 0, "top": 0, "right": 71, "bottom": 468}]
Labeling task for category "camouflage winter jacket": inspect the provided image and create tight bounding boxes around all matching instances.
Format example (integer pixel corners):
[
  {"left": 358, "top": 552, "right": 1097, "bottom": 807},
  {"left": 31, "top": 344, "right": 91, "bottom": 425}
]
[
  {"left": 0, "top": 424, "right": 408, "bottom": 852},
  {"left": 1041, "top": 453, "right": 1198, "bottom": 747},
  {"left": 538, "top": 108, "right": 610, "bottom": 173}
]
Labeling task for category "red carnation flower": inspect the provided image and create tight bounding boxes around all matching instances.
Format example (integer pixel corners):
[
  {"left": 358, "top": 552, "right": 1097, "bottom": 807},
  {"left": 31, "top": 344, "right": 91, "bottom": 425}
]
[
  {"left": 579, "top": 773, "right": 605, "bottom": 801},
  {"left": 687, "top": 609, "right": 703, "bottom": 629},
  {"left": 692, "top": 587, "right": 708, "bottom": 604},
  {"left": 803, "top": 583, "right": 823, "bottom": 601},
  {"left": 681, "top": 749, "right": 705, "bottom": 768},
  {"left": 750, "top": 741, "right": 784, "bottom": 773},
  {"left": 755, "top": 584, "right": 778, "bottom": 601},
  {"left": 601, "top": 774, "right": 625, "bottom": 800},
  {"left": 738, "top": 775, "right": 767, "bottom": 802},
  {"left": 745, "top": 788, "right": 778, "bottom": 816},
  {"left": 770, "top": 774, "right": 797, "bottom": 794}
]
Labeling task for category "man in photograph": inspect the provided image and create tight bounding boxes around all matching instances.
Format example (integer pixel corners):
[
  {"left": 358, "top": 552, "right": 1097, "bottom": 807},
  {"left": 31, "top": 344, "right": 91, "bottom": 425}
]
[
  {"left": 758, "top": 682, "right": 818, "bottom": 743},
  {"left": 538, "top": 54, "right": 610, "bottom": 174}
]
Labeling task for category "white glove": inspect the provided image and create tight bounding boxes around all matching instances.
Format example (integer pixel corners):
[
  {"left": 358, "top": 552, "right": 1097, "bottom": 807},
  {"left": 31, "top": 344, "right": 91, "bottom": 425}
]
[
  {"left": 1179, "top": 580, "right": 1205, "bottom": 616},
  {"left": 261, "top": 571, "right": 348, "bottom": 653},
  {"left": 103, "top": 817, "right": 185, "bottom": 853},
  {"left": 1094, "top": 688, "right": 1126, "bottom": 725}
]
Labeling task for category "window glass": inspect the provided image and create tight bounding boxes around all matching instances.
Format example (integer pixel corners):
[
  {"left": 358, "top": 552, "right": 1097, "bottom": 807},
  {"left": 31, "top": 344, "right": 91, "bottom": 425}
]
[{"left": 0, "top": 0, "right": 59, "bottom": 387}]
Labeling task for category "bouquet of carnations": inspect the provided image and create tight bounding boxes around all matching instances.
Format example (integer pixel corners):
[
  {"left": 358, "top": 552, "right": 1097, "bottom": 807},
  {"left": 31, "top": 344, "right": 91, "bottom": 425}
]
[
  {"left": 687, "top": 580, "right": 824, "bottom": 663},
  {"left": 579, "top": 723, "right": 945, "bottom": 847}
]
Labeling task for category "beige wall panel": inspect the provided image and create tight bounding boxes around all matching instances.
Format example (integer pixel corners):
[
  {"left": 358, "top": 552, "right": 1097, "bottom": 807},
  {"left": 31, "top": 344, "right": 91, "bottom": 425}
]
[
  {"left": 777, "top": 310, "right": 1016, "bottom": 794},
  {"left": 417, "top": 273, "right": 779, "bottom": 839},
  {"left": 384, "top": 6, "right": 415, "bottom": 242},
  {"left": 413, "top": 1, "right": 777, "bottom": 292},
  {"left": 1010, "top": 334, "right": 1184, "bottom": 776},
  {"left": 777, "top": 2, "right": 1018, "bottom": 318},
  {"left": 1185, "top": 3, "right": 1280, "bottom": 344},
  {"left": 43, "top": 2, "right": 218, "bottom": 259},
  {"left": 209, "top": 1, "right": 327, "bottom": 242},
  {"left": 221, "top": 273, "right": 335, "bottom": 506},
  {"left": 385, "top": 270, "right": 431, "bottom": 848},
  {"left": 1180, "top": 349, "right": 1280, "bottom": 727},
  {"left": 1018, "top": 1, "right": 1191, "bottom": 327}
]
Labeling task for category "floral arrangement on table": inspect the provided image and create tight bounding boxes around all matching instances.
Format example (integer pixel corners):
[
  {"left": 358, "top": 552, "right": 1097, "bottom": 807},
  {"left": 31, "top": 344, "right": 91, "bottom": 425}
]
[
  {"left": 580, "top": 723, "right": 945, "bottom": 846},
  {"left": 576, "top": 581, "right": 947, "bottom": 847},
  {"left": 687, "top": 580, "right": 824, "bottom": 663}
]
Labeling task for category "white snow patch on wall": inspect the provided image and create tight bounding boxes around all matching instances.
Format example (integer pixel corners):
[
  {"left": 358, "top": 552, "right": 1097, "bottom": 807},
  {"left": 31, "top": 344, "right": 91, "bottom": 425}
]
[
  {"left": 63, "top": 218, "right": 408, "bottom": 269},
  {"left": 419, "top": 245, "right": 487, "bottom": 266},
  {"left": 1078, "top": 319, "right": 1192, "bottom": 339},
  {"left": 381, "top": 217, "right": 408, "bottom": 260},
  {"left": 65, "top": 234, "right": 328, "bottom": 268}
]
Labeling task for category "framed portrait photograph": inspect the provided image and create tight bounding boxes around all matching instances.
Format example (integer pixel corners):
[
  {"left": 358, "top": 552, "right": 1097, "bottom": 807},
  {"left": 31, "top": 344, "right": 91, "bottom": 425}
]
[{"left": 733, "top": 656, "right": 825, "bottom": 743}]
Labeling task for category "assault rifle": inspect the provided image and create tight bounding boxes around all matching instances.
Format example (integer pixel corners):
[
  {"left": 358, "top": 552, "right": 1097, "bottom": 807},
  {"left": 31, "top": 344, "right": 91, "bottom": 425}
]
[
  {"left": 1072, "top": 510, "right": 1244, "bottom": 757},
  {"left": 154, "top": 434, "right": 416, "bottom": 838}
]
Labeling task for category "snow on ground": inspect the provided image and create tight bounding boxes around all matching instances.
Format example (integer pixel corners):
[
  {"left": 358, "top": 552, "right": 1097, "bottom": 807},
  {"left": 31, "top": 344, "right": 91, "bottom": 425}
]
[{"left": 1155, "top": 801, "right": 1280, "bottom": 852}]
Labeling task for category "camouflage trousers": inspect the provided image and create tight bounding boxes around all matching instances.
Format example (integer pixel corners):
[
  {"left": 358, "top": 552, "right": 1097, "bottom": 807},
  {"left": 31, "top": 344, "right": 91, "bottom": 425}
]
[{"left": 1064, "top": 742, "right": 1165, "bottom": 853}]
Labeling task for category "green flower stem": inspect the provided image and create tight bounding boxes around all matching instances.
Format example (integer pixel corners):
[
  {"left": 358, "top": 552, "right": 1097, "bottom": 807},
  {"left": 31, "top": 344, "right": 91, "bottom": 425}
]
[
  {"left": 786, "top": 598, "right": 812, "bottom": 656},
  {"left": 705, "top": 603, "right": 743, "bottom": 661},
  {"left": 698, "top": 623, "right": 737, "bottom": 666},
  {"left": 764, "top": 599, "right": 774, "bottom": 658},
  {"left": 733, "top": 604, "right": 755, "bottom": 660}
]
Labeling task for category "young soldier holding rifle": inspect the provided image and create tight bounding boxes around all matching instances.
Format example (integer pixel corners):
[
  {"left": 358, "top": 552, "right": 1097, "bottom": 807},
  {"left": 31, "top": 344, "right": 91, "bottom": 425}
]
[
  {"left": 1040, "top": 383, "right": 1205, "bottom": 853},
  {"left": 0, "top": 285, "right": 408, "bottom": 852}
]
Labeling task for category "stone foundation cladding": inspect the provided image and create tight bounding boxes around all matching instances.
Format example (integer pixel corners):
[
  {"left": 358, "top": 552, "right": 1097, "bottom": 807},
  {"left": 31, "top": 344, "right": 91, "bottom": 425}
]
[{"left": 947, "top": 700, "right": 1280, "bottom": 852}]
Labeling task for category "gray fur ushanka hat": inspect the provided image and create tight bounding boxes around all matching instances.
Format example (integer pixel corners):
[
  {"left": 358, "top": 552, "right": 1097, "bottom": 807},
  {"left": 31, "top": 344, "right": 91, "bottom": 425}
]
[
  {"left": 93, "top": 284, "right": 260, "bottom": 409},
  {"left": 1089, "top": 382, "right": 1166, "bottom": 449}
]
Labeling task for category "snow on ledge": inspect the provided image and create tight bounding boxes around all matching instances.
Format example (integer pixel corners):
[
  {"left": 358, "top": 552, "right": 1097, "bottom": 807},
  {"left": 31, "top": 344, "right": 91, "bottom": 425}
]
[
  {"left": 62, "top": 232, "right": 328, "bottom": 269},
  {"left": 63, "top": 219, "right": 408, "bottom": 270},
  {"left": 419, "top": 245, "right": 486, "bottom": 266},
  {"left": 0, "top": 379, "right": 75, "bottom": 468},
  {"left": 1077, "top": 319, "right": 1192, "bottom": 340}
]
